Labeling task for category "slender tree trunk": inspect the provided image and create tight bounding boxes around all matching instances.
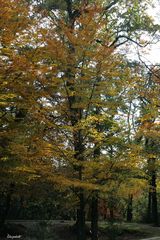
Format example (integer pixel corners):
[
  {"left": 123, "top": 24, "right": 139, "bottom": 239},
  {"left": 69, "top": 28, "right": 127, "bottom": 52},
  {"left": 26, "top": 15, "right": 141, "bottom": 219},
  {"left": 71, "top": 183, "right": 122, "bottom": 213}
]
[
  {"left": 151, "top": 168, "right": 158, "bottom": 226},
  {"left": 126, "top": 194, "right": 133, "bottom": 222},
  {"left": 147, "top": 158, "right": 158, "bottom": 226},
  {"left": 147, "top": 190, "right": 152, "bottom": 223},
  {"left": 91, "top": 191, "right": 99, "bottom": 240},
  {"left": 90, "top": 105, "right": 101, "bottom": 240},
  {"left": 77, "top": 191, "right": 86, "bottom": 240},
  {"left": 90, "top": 124, "right": 100, "bottom": 240}
]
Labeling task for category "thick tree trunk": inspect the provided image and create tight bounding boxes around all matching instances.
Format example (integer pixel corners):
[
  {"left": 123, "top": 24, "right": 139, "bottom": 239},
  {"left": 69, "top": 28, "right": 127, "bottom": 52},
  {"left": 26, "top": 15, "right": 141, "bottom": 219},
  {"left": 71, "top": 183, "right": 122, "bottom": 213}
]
[
  {"left": 91, "top": 191, "right": 98, "bottom": 240},
  {"left": 126, "top": 194, "right": 133, "bottom": 222}
]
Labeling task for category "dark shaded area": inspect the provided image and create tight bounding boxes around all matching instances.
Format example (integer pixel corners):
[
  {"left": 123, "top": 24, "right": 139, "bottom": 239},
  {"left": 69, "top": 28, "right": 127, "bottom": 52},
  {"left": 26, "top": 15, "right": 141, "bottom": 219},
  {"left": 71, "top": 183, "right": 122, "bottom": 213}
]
[
  {"left": 0, "top": 221, "right": 151, "bottom": 240},
  {"left": 0, "top": 223, "right": 27, "bottom": 238}
]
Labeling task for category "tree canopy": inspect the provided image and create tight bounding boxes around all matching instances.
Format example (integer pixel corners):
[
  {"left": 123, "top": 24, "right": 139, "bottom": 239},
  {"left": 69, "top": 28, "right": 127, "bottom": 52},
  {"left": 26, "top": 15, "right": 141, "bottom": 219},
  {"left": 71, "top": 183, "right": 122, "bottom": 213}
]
[{"left": 1, "top": 0, "right": 160, "bottom": 239}]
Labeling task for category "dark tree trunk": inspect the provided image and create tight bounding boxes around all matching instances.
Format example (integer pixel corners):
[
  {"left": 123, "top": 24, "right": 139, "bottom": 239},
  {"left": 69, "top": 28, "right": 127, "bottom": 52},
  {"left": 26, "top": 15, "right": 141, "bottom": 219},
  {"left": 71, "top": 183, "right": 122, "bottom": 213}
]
[
  {"left": 127, "top": 194, "right": 133, "bottom": 222},
  {"left": 91, "top": 191, "right": 98, "bottom": 240},
  {"left": 147, "top": 190, "right": 152, "bottom": 223},
  {"left": 74, "top": 137, "right": 86, "bottom": 240},
  {"left": 90, "top": 108, "right": 100, "bottom": 240},
  {"left": 151, "top": 169, "right": 158, "bottom": 226},
  {"left": 147, "top": 158, "right": 158, "bottom": 226},
  {"left": 77, "top": 191, "right": 86, "bottom": 240}
]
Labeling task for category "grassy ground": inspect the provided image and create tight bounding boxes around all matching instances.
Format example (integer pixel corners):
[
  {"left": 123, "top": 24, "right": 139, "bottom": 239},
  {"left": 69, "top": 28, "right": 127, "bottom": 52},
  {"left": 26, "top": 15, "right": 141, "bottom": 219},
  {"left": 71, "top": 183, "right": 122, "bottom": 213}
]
[{"left": 1, "top": 221, "right": 160, "bottom": 240}]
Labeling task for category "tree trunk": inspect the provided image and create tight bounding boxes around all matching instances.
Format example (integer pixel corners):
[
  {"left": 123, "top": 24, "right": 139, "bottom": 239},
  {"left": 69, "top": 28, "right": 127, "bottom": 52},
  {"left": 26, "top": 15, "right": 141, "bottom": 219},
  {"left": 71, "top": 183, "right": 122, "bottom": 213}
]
[
  {"left": 147, "top": 190, "right": 152, "bottom": 223},
  {"left": 127, "top": 194, "right": 133, "bottom": 222},
  {"left": 77, "top": 191, "right": 86, "bottom": 240},
  {"left": 91, "top": 191, "right": 98, "bottom": 240},
  {"left": 90, "top": 109, "right": 100, "bottom": 240},
  {"left": 147, "top": 158, "right": 158, "bottom": 226},
  {"left": 151, "top": 169, "right": 158, "bottom": 226}
]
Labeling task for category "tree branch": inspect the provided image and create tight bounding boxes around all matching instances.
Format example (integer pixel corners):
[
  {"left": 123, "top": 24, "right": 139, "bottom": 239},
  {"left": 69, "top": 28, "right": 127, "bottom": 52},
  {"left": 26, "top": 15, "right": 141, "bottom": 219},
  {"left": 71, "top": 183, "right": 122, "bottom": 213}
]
[{"left": 109, "top": 35, "right": 150, "bottom": 48}]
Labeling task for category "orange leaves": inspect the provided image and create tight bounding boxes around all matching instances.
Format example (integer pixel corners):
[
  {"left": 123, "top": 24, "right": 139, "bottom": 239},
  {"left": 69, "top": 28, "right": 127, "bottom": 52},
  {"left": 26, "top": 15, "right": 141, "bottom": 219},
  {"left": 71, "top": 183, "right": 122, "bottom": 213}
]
[
  {"left": 0, "top": 0, "right": 30, "bottom": 45},
  {"left": 0, "top": 0, "right": 147, "bottom": 200}
]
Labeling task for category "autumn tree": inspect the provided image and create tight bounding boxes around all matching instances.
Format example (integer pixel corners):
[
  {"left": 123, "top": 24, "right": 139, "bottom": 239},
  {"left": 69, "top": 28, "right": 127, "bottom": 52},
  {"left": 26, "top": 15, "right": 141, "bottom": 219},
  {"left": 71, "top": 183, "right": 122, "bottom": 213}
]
[
  {"left": 1, "top": 1, "right": 159, "bottom": 239},
  {"left": 136, "top": 66, "right": 160, "bottom": 225},
  {"left": 0, "top": 0, "right": 31, "bottom": 226},
  {"left": 18, "top": 1, "right": 154, "bottom": 239},
  {"left": 0, "top": 0, "right": 56, "bottom": 228}
]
